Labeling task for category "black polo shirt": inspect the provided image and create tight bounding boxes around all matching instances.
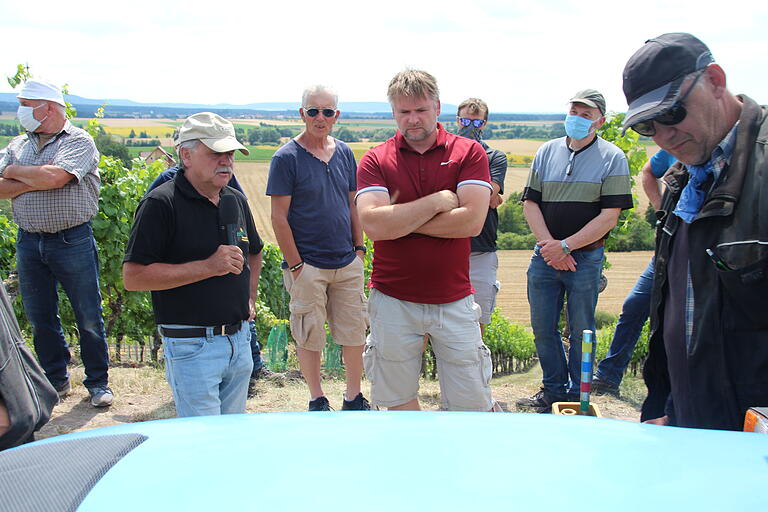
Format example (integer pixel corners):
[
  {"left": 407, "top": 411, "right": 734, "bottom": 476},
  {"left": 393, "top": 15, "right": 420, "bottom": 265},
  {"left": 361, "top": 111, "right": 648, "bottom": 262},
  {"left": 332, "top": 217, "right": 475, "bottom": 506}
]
[{"left": 124, "top": 169, "right": 263, "bottom": 326}]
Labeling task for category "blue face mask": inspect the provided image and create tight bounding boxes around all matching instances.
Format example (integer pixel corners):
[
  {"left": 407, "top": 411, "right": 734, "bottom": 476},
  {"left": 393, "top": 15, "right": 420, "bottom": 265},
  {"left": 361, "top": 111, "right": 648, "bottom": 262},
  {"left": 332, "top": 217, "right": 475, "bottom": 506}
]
[{"left": 564, "top": 114, "right": 594, "bottom": 140}]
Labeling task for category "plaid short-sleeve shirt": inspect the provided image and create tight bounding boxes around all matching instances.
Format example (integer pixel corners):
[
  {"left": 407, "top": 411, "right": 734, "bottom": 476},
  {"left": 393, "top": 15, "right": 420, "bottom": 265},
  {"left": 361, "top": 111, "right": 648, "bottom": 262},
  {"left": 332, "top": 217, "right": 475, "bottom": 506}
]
[{"left": 0, "top": 121, "right": 100, "bottom": 233}]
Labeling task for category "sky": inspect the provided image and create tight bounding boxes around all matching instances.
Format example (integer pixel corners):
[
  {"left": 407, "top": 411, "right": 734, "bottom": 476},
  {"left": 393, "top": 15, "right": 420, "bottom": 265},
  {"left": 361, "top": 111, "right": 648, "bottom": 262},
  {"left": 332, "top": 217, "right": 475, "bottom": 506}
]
[{"left": 1, "top": 0, "right": 767, "bottom": 114}]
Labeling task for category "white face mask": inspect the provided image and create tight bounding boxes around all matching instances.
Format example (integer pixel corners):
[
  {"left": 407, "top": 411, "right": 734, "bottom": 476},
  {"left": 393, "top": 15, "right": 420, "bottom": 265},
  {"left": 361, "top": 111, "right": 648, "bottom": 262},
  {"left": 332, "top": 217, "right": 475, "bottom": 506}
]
[{"left": 17, "top": 104, "right": 47, "bottom": 132}]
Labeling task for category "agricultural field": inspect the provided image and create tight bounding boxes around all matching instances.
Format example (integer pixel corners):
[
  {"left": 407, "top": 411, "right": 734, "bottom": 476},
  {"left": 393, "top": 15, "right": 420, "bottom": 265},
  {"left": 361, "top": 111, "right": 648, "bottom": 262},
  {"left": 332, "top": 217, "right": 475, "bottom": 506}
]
[
  {"left": 235, "top": 161, "right": 655, "bottom": 325},
  {"left": 496, "top": 250, "right": 653, "bottom": 325},
  {"left": 91, "top": 118, "right": 180, "bottom": 127},
  {"left": 486, "top": 138, "right": 545, "bottom": 155},
  {"left": 100, "top": 125, "right": 177, "bottom": 138}
]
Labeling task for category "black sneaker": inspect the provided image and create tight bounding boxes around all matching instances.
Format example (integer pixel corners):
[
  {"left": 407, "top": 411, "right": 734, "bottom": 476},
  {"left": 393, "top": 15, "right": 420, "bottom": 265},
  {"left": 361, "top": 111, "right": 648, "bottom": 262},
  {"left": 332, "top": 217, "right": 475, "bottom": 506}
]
[
  {"left": 252, "top": 366, "right": 274, "bottom": 380},
  {"left": 341, "top": 393, "right": 371, "bottom": 411},
  {"left": 252, "top": 366, "right": 286, "bottom": 386},
  {"left": 591, "top": 377, "right": 620, "bottom": 397},
  {"left": 516, "top": 388, "right": 565, "bottom": 412},
  {"left": 308, "top": 396, "right": 332, "bottom": 411},
  {"left": 53, "top": 379, "right": 71, "bottom": 399},
  {"left": 247, "top": 378, "right": 258, "bottom": 398}
]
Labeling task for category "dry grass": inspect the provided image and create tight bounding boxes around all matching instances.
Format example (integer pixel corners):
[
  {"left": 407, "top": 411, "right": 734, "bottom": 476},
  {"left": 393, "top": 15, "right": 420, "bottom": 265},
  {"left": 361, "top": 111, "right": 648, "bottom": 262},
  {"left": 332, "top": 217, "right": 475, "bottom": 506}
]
[{"left": 37, "top": 361, "right": 642, "bottom": 442}]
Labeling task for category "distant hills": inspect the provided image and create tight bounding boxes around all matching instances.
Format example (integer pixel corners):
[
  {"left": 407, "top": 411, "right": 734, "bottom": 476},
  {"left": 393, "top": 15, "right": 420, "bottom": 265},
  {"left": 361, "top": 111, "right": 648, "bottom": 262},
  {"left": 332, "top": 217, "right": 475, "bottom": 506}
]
[{"left": 0, "top": 92, "right": 563, "bottom": 122}]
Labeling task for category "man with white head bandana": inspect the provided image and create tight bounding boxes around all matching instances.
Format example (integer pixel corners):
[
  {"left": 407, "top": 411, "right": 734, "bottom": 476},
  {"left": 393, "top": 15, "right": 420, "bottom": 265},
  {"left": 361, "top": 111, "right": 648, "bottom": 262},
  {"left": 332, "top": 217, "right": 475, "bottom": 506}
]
[{"left": 0, "top": 79, "right": 112, "bottom": 407}]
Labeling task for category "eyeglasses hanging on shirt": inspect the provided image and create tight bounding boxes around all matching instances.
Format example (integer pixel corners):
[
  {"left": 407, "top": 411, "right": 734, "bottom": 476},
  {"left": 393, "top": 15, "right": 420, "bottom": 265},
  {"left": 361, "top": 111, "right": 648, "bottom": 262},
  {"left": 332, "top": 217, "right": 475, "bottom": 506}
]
[{"left": 566, "top": 150, "right": 576, "bottom": 176}]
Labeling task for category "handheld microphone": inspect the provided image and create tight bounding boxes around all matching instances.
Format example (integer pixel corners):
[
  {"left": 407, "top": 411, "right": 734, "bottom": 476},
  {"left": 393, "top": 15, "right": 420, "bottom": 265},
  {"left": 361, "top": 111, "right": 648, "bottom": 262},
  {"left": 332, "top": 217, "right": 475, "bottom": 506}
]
[{"left": 219, "top": 194, "right": 239, "bottom": 245}]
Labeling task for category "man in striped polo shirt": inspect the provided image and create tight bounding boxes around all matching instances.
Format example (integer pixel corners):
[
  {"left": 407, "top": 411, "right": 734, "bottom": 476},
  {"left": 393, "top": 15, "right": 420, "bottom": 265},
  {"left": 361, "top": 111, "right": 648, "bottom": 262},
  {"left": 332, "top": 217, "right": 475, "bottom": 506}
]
[{"left": 517, "top": 89, "right": 632, "bottom": 412}]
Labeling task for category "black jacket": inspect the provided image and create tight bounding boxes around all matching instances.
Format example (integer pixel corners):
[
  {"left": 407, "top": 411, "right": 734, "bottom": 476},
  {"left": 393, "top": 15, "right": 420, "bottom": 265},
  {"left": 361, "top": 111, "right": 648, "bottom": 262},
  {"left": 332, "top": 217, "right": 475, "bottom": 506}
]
[
  {"left": 642, "top": 95, "right": 768, "bottom": 430},
  {"left": 0, "top": 280, "right": 58, "bottom": 450}
]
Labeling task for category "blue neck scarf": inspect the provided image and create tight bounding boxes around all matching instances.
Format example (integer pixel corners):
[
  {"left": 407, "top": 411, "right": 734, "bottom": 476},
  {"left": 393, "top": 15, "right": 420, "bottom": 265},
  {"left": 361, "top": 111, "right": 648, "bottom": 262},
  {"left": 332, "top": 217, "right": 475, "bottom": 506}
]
[{"left": 672, "top": 161, "right": 716, "bottom": 223}]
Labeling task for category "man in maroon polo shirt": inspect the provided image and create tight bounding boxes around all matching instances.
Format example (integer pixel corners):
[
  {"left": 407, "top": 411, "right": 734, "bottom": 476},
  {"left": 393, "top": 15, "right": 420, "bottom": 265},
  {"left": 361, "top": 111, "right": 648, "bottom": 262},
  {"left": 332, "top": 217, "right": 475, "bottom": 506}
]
[{"left": 356, "top": 69, "right": 498, "bottom": 411}]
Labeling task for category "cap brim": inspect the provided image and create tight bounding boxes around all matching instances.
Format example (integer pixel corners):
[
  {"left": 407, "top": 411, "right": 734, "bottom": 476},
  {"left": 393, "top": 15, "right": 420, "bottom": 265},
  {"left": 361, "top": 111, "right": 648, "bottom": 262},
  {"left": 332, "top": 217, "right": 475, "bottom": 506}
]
[
  {"left": 570, "top": 98, "right": 598, "bottom": 109},
  {"left": 201, "top": 137, "right": 250, "bottom": 156},
  {"left": 622, "top": 78, "right": 684, "bottom": 133}
]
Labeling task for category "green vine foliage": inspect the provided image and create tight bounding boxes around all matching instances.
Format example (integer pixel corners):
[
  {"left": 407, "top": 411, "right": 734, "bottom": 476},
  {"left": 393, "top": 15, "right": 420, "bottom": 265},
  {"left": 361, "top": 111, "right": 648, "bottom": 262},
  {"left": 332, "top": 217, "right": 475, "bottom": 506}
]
[
  {"left": 483, "top": 309, "right": 537, "bottom": 375},
  {"left": 257, "top": 243, "right": 291, "bottom": 320},
  {"left": 94, "top": 156, "right": 163, "bottom": 341},
  {"left": 596, "top": 319, "right": 650, "bottom": 377},
  {"left": 0, "top": 216, "right": 17, "bottom": 278},
  {"left": 598, "top": 113, "right": 656, "bottom": 253}
]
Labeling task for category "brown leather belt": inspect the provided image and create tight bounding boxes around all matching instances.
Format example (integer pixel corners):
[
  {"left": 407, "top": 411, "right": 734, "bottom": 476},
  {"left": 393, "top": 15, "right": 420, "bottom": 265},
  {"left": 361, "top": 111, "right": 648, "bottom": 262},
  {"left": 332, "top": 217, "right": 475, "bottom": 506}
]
[
  {"left": 159, "top": 322, "right": 242, "bottom": 338},
  {"left": 578, "top": 239, "right": 605, "bottom": 252}
]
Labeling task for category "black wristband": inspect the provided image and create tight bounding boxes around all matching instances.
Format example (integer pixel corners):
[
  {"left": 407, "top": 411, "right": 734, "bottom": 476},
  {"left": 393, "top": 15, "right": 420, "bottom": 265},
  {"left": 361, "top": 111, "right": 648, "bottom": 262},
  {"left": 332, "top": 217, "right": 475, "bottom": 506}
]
[
  {"left": 289, "top": 261, "right": 304, "bottom": 272},
  {"left": 354, "top": 245, "right": 367, "bottom": 254}
]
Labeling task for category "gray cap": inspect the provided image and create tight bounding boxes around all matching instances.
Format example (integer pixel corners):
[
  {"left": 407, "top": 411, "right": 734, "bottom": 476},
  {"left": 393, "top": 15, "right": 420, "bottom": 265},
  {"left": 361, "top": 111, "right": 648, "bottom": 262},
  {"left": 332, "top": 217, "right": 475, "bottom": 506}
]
[{"left": 569, "top": 89, "right": 606, "bottom": 115}]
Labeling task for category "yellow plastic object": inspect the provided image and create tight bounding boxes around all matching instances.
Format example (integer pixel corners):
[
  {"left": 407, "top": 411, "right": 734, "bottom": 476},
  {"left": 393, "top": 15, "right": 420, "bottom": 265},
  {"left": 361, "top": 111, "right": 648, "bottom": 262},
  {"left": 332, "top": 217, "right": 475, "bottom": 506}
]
[{"left": 551, "top": 402, "right": 602, "bottom": 417}]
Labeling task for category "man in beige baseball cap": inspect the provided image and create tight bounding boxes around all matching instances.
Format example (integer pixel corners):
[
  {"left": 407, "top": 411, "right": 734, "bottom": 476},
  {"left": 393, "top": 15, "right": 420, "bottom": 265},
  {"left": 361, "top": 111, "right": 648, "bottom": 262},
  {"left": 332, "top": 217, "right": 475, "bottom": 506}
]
[
  {"left": 123, "top": 111, "right": 264, "bottom": 417},
  {"left": 176, "top": 112, "right": 250, "bottom": 156}
]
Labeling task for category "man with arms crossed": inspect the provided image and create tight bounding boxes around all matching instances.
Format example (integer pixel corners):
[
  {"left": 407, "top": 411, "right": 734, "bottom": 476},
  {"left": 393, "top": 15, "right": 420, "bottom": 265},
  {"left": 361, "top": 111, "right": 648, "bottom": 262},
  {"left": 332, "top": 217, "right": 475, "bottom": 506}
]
[
  {"left": 0, "top": 79, "right": 112, "bottom": 407},
  {"left": 123, "top": 113, "right": 263, "bottom": 417},
  {"left": 267, "top": 85, "right": 369, "bottom": 411},
  {"left": 623, "top": 33, "right": 768, "bottom": 430},
  {"left": 455, "top": 98, "right": 508, "bottom": 334},
  {"left": 517, "top": 89, "right": 632, "bottom": 412},
  {"left": 357, "top": 70, "right": 498, "bottom": 411}
]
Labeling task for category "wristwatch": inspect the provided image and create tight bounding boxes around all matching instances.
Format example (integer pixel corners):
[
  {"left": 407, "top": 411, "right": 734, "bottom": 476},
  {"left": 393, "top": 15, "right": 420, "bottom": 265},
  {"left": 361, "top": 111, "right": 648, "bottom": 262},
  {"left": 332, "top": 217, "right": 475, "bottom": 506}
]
[
  {"left": 560, "top": 240, "right": 571, "bottom": 255},
  {"left": 354, "top": 245, "right": 367, "bottom": 254}
]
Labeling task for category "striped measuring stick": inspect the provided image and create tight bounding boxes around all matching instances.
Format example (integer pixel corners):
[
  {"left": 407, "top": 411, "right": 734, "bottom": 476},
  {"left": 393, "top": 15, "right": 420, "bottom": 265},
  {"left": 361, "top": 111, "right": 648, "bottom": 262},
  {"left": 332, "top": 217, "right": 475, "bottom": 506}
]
[{"left": 579, "top": 330, "right": 595, "bottom": 415}]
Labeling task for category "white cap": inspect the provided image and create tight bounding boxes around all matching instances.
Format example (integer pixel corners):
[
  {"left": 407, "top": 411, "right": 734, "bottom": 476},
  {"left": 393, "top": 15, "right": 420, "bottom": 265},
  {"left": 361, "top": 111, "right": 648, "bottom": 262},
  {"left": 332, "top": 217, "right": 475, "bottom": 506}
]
[{"left": 17, "top": 79, "right": 66, "bottom": 107}]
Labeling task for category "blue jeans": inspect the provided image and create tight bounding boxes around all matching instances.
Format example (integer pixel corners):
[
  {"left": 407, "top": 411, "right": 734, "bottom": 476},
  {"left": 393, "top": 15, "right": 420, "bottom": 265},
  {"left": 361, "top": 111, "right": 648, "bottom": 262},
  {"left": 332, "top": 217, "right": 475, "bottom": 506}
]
[
  {"left": 595, "top": 259, "right": 654, "bottom": 387},
  {"left": 161, "top": 321, "right": 253, "bottom": 417},
  {"left": 16, "top": 223, "right": 109, "bottom": 389},
  {"left": 248, "top": 320, "right": 264, "bottom": 374},
  {"left": 527, "top": 245, "right": 603, "bottom": 396}
]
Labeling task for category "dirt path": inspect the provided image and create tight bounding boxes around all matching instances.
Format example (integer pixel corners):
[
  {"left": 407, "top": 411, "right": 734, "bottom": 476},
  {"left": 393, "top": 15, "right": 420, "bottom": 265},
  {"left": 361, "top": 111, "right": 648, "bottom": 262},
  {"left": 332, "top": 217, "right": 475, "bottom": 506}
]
[{"left": 37, "top": 364, "right": 642, "bottom": 441}]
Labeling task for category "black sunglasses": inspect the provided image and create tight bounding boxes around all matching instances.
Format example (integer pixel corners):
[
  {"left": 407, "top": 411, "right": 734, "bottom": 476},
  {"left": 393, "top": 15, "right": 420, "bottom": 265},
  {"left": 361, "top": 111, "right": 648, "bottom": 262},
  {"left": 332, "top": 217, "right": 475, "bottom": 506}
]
[
  {"left": 630, "top": 70, "right": 705, "bottom": 137},
  {"left": 304, "top": 107, "right": 336, "bottom": 118},
  {"left": 458, "top": 117, "right": 486, "bottom": 128}
]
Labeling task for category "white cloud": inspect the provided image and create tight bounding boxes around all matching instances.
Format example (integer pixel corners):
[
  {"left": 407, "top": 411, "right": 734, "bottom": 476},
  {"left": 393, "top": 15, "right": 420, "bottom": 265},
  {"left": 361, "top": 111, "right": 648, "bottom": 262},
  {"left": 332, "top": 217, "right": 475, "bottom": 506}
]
[{"left": 1, "top": 0, "right": 766, "bottom": 112}]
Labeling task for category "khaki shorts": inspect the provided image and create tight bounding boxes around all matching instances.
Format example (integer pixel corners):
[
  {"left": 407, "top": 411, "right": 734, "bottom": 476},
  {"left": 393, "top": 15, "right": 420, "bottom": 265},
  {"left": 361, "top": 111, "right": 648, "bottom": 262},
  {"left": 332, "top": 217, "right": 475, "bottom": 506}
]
[
  {"left": 283, "top": 257, "right": 368, "bottom": 352},
  {"left": 363, "top": 289, "right": 493, "bottom": 411},
  {"left": 470, "top": 251, "right": 500, "bottom": 325}
]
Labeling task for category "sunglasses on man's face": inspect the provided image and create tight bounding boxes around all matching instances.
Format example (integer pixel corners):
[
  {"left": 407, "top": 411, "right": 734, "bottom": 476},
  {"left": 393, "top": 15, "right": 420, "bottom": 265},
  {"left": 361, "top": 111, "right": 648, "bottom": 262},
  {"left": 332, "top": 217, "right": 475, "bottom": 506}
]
[
  {"left": 630, "top": 70, "right": 705, "bottom": 137},
  {"left": 458, "top": 117, "right": 486, "bottom": 128},
  {"left": 304, "top": 107, "right": 337, "bottom": 118}
]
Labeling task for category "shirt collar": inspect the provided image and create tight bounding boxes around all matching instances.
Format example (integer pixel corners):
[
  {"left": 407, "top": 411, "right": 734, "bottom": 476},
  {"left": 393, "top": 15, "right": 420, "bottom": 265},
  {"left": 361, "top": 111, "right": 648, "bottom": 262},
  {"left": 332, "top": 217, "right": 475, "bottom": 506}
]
[
  {"left": 27, "top": 119, "right": 73, "bottom": 143},
  {"left": 708, "top": 121, "right": 739, "bottom": 182}
]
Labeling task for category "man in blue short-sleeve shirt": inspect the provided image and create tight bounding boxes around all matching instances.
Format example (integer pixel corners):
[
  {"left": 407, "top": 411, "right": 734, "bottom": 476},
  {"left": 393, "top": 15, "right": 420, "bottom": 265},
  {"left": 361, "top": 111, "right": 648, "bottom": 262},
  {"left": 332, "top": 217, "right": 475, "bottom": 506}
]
[{"left": 267, "top": 85, "right": 369, "bottom": 412}]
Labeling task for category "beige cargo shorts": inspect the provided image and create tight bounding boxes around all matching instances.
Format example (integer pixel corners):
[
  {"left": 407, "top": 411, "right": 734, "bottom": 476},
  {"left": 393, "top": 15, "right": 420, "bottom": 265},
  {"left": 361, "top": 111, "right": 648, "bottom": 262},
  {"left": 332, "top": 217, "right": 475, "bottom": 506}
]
[
  {"left": 363, "top": 289, "right": 493, "bottom": 411},
  {"left": 283, "top": 258, "right": 368, "bottom": 352}
]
